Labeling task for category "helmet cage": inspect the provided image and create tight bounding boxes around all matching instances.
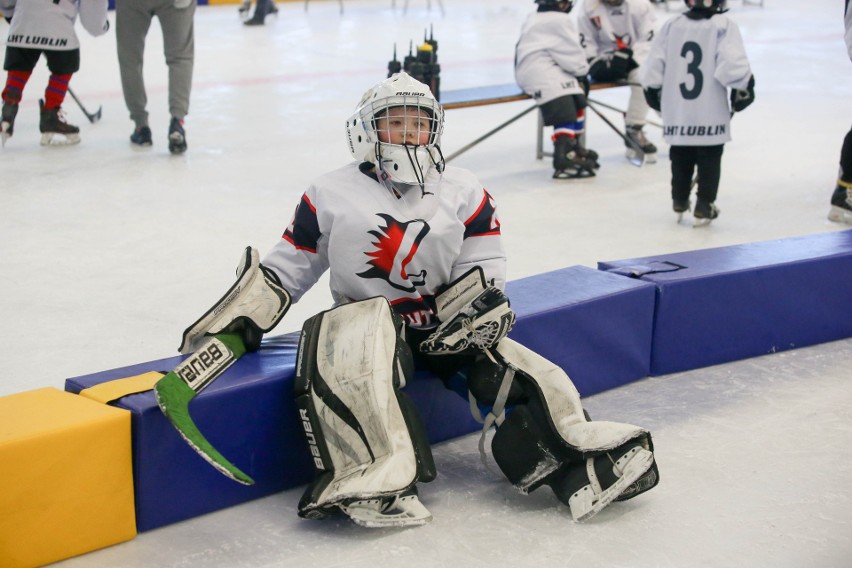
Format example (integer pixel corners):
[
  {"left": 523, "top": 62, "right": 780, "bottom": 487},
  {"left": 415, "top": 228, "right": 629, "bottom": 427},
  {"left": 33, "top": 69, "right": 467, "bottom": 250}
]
[{"left": 346, "top": 75, "right": 445, "bottom": 189}]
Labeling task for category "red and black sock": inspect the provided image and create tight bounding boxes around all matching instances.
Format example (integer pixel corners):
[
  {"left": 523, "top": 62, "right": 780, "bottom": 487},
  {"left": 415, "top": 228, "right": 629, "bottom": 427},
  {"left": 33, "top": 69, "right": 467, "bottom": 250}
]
[
  {"left": 2, "top": 70, "right": 32, "bottom": 104},
  {"left": 44, "top": 73, "right": 73, "bottom": 109}
]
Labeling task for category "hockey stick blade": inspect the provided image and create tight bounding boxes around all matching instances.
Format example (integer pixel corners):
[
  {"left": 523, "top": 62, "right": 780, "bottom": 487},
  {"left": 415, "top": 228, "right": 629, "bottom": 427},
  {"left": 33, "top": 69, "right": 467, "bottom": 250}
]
[
  {"left": 154, "top": 333, "right": 254, "bottom": 485},
  {"left": 67, "top": 87, "right": 102, "bottom": 124}
]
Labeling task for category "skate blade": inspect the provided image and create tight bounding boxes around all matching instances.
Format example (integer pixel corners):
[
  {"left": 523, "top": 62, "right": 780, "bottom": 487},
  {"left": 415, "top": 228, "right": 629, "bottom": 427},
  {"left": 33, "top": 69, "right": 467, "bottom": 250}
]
[
  {"left": 1, "top": 123, "right": 10, "bottom": 147},
  {"left": 644, "top": 152, "right": 657, "bottom": 164},
  {"left": 571, "top": 449, "right": 655, "bottom": 523},
  {"left": 40, "top": 132, "right": 81, "bottom": 146},
  {"left": 828, "top": 206, "right": 852, "bottom": 225},
  {"left": 625, "top": 149, "right": 645, "bottom": 167},
  {"left": 692, "top": 217, "right": 714, "bottom": 228},
  {"left": 553, "top": 169, "right": 595, "bottom": 179}
]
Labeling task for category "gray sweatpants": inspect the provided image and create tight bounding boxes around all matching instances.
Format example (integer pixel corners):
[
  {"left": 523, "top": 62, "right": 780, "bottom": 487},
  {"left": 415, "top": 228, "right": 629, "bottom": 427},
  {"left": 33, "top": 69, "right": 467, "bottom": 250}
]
[{"left": 116, "top": 0, "right": 195, "bottom": 128}]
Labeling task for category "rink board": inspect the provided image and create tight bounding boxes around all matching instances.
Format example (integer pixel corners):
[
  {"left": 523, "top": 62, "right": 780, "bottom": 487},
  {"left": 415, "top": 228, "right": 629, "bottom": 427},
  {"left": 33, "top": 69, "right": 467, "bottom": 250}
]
[
  {"left": 599, "top": 229, "right": 852, "bottom": 375},
  {"left": 64, "top": 265, "right": 655, "bottom": 532}
]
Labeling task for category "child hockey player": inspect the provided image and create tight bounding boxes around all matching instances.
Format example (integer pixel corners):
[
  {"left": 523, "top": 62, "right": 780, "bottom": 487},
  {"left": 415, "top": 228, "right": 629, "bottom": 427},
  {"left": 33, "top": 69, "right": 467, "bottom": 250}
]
[
  {"left": 827, "top": 0, "right": 852, "bottom": 224},
  {"left": 640, "top": 0, "right": 754, "bottom": 226},
  {"left": 1, "top": 0, "right": 109, "bottom": 146},
  {"left": 173, "top": 72, "right": 659, "bottom": 528},
  {"left": 515, "top": 0, "right": 600, "bottom": 179},
  {"left": 578, "top": 0, "right": 658, "bottom": 163}
]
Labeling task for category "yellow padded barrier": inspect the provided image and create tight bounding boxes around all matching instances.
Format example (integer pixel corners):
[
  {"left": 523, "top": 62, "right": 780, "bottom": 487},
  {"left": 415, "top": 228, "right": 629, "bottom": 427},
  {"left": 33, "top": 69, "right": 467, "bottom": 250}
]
[{"left": 0, "top": 388, "right": 136, "bottom": 568}]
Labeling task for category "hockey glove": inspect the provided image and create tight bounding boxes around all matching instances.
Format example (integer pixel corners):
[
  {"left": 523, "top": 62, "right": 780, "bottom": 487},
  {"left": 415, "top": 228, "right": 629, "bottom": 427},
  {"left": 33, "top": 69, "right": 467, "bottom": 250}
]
[
  {"left": 588, "top": 49, "right": 636, "bottom": 83},
  {"left": 730, "top": 75, "right": 756, "bottom": 112},
  {"left": 643, "top": 87, "right": 662, "bottom": 112}
]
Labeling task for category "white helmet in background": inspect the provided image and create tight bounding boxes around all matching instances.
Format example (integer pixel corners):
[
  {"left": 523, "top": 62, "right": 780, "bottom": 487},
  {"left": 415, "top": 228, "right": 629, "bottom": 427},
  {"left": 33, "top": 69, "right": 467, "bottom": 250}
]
[{"left": 345, "top": 72, "right": 445, "bottom": 191}]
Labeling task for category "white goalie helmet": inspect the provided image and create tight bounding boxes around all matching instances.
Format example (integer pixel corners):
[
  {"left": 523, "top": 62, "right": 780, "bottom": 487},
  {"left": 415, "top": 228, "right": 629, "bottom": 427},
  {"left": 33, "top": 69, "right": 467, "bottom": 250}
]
[{"left": 345, "top": 72, "right": 445, "bottom": 190}]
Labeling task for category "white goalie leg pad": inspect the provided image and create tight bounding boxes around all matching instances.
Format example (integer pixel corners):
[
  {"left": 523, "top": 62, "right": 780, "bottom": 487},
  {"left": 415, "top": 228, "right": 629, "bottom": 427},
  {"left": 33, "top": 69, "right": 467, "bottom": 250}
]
[
  {"left": 490, "top": 338, "right": 652, "bottom": 497},
  {"left": 490, "top": 339, "right": 656, "bottom": 521},
  {"left": 179, "top": 246, "right": 291, "bottom": 354},
  {"left": 296, "top": 297, "right": 432, "bottom": 527},
  {"left": 495, "top": 339, "right": 648, "bottom": 454}
]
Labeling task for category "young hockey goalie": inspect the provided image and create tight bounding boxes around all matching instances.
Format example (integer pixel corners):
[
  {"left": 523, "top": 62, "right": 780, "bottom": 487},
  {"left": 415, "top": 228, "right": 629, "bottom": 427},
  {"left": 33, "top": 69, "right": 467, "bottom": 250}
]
[{"left": 175, "top": 72, "right": 659, "bottom": 528}]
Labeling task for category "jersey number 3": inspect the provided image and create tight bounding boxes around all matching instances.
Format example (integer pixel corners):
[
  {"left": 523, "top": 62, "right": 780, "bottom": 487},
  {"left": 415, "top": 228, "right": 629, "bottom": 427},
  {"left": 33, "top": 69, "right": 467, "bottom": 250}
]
[{"left": 679, "top": 41, "right": 703, "bottom": 100}]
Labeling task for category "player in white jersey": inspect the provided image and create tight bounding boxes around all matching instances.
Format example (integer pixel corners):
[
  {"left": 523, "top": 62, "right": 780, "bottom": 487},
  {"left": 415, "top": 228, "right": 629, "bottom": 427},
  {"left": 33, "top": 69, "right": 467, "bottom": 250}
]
[
  {"left": 180, "top": 72, "right": 659, "bottom": 527},
  {"left": 640, "top": 0, "right": 754, "bottom": 226},
  {"left": 1, "top": 0, "right": 109, "bottom": 146},
  {"left": 578, "top": 0, "right": 658, "bottom": 163},
  {"left": 515, "top": 0, "right": 601, "bottom": 179},
  {"left": 828, "top": 0, "right": 852, "bottom": 224}
]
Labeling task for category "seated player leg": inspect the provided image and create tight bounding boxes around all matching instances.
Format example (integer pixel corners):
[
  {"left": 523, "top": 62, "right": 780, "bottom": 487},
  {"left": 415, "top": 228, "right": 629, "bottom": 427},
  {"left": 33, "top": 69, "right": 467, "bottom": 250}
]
[
  {"left": 295, "top": 297, "right": 436, "bottom": 528},
  {"left": 484, "top": 339, "right": 658, "bottom": 522},
  {"left": 540, "top": 95, "right": 599, "bottom": 180}
]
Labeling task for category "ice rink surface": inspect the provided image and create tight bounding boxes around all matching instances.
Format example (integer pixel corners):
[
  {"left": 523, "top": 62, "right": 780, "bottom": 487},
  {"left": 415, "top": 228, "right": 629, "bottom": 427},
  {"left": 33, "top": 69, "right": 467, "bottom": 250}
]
[{"left": 2, "top": 0, "right": 851, "bottom": 566}]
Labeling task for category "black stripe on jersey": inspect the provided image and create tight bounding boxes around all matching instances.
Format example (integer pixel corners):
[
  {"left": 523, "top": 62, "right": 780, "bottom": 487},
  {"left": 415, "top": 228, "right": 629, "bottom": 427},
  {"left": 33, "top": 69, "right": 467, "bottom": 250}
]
[
  {"left": 283, "top": 193, "right": 320, "bottom": 253},
  {"left": 463, "top": 189, "right": 501, "bottom": 239}
]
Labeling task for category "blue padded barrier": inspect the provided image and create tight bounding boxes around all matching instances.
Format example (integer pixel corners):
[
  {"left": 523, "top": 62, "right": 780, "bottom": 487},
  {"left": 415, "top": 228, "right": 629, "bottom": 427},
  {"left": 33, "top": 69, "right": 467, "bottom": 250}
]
[
  {"left": 505, "top": 265, "right": 656, "bottom": 397},
  {"left": 598, "top": 229, "right": 852, "bottom": 376},
  {"left": 65, "top": 264, "right": 656, "bottom": 531}
]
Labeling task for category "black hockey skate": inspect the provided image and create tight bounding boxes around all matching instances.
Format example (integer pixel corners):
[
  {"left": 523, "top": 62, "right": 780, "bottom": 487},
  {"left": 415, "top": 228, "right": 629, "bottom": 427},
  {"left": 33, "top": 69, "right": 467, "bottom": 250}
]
[
  {"left": 673, "top": 198, "right": 691, "bottom": 223},
  {"left": 828, "top": 184, "right": 852, "bottom": 225},
  {"left": 168, "top": 117, "right": 187, "bottom": 154},
  {"left": 553, "top": 136, "right": 599, "bottom": 179},
  {"left": 243, "top": 0, "right": 276, "bottom": 25},
  {"left": 1, "top": 100, "right": 18, "bottom": 147},
  {"left": 693, "top": 199, "right": 719, "bottom": 228},
  {"left": 547, "top": 441, "right": 657, "bottom": 522},
  {"left": 625, "top": 125, "right": 657, "bottom": 165},
  {"left": 39, "top": 99, "right": 80, "bottom": 146}
]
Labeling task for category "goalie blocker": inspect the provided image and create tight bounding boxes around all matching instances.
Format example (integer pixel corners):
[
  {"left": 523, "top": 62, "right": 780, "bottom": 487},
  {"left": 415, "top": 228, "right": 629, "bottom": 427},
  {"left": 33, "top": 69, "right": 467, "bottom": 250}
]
[
  {"left": 420, "top": 268, "right": 660, "bottom": 522},
  {"left": 294, "top": 297, "right": 437, "bottom": 528},
  {"left": 154, "top": 246, "right": 292, "bottom": 484}
]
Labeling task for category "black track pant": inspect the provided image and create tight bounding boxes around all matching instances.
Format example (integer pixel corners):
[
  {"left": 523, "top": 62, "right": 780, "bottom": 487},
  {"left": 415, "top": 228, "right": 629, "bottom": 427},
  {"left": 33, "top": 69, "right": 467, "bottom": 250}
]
[{"left": 670, "top": 144, "right": 725, "bottom": 204}]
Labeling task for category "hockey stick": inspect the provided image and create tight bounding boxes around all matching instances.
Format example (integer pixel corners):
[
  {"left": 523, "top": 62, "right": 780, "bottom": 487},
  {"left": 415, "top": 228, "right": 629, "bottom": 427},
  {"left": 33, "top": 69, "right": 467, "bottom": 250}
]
[
  {"left": 154, "top": 332, "right": 255, "bottom": 485},
  {"left": 587, "top": 96, "right": 663, "bottom": 129},
  {"left": 67, "top": 87, "right": 102, "bottom": 123},
  {"left": 585, "top": 100, "right": 645, "bottom": 167}
]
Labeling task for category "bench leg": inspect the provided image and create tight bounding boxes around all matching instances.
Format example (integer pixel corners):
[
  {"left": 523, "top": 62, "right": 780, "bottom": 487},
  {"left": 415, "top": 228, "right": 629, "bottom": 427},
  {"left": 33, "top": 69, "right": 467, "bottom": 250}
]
[{"left": 445, "top": 104, "right": 539, "bottom": 162}]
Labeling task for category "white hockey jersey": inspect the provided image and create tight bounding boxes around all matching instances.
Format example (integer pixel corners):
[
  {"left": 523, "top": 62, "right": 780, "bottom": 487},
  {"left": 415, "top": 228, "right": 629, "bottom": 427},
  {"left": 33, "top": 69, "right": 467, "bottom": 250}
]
[
  {"left": 641, "top": 13, "right": 752, "bottom": 146},
  {"left": 515, "top": 10, "right": 589, "bottom": 105},
  {"left": 577, "top": 0, "right": 656, "bottom": 66},
  {"left": 262, "top": 162, "right": 506, "bottom": 330},
  {"left": 5, "top": 0, "right": 108, "bottom": 51}
]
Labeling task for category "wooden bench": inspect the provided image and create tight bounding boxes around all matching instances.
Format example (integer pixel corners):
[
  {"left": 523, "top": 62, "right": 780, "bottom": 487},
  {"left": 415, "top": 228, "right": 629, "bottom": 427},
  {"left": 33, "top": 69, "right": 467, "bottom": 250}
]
[{"left": 440, "top": 81, "right": 626, "bottom": 162}]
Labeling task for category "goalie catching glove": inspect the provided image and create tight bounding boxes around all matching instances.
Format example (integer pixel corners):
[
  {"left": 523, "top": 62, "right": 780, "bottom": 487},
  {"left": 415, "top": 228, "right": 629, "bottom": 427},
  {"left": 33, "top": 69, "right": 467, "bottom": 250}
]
[{"left": 420, "top": 267, "right": 515, "bottom": 355}]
